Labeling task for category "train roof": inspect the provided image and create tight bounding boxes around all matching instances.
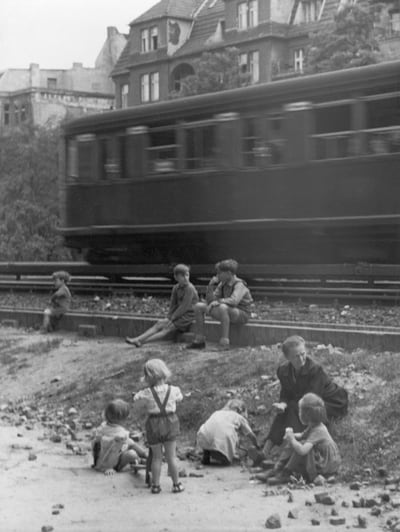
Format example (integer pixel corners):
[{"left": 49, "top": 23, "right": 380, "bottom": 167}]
[{"left": 63, "top": 60, "right": 400, "bottom": 135}]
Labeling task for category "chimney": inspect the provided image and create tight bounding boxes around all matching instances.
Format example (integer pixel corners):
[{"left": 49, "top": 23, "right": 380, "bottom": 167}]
[
  {"left": 107, "top": 26, "right": 118, "bottom": 39},
  {"left": 29, "top": 63, "right": 40, "bottom": 87},
  {"left": 73, "top": 62, "right": 83, "bottom": 69}
]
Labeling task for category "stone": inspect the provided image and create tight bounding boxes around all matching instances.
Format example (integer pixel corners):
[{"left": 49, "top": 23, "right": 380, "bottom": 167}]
[
  {"left": 188, "top": 472, "right": 204, "bottom": 478},
  {"left": 41, "top": 527, "right": 54, "bottom": 532},
  {"left": 83, "top": 422, "right": 93, "bottom": 430},
  {"left": 28, "top": 452, "right": 37, "bottom": 461},
  {"left": 380, "top": 492, "right": 391, "bottom": 503},
  {"left": 314, "top": 475, "right": 326, "bottom": 486},
  {"left": 288, "top": 509, "right": 298, "bottom": 519},
  {"left": 178, "top": 469, "right": 187, "bottom": 478},
  {"left": 357, "top": 516, "right": 367, "bottom": 529},
  {"left": 68, "top": 407, "right": 78, "bottom": 416},
  {"left": 311, "top": 519, "right": 320, "bottom": 526},
  {"left": 50, "top": 434, "right": 62, "bottom": 443},
  {"left": 350, "top": 481, "right": 362, "bottom": 490},
  {"left": 315, "top": 493, "right": 335, "bottom": 505},
  {"left": 341, "top": 501, "right": 349, "bottom": 508},
  {"left": 305, "top": 500, "right": 313, "bottom": 506},
  {"left": 51, "top": 377, "right": 62, "bottom": 383},
  {"left": 52, "top": 510, "right": 60, "bottom": 515},
  {"left": 265, "top": 514, "right": 281, "bottom": 529},
  {"left": 78, "top": 324, "right": 97, "bottom": 337},
  {"left": 11, "top": 443, "right": 32, "bottom": 451},
  {"left": 365, "top": 498, "right": 380, "bottom": 508},
  {"left": 392, "top": 498, "right": 400, "bottom": 508},
  {"left": 370, "top": 507, "right": 381, "bottom": 516},
  {"left": 331, "top": 509, "right": 338, "bottom": 516},
  {"left": 329, "top": 517, "right": 346, "bottom": 525},
  {"left": 261, "top": 460, "right": 275, "bottom": 471},
  {"left": 352, "top": 499, "right": 363, "bottom": 508},
  {"left": 378, "top": 467, "right": 387, "bottom": 477},
  {"left": 287, "top": 492, "right": 294, "bottom": 503}
]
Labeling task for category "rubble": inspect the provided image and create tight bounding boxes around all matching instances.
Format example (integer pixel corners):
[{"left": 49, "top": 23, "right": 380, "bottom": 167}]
[
  {"left": 265, "top": 513, "right": 281, "bottom": 529},
  {"left": 329, "top": 517, "right": 346, "bottom": 525},
  {"left": 287, "top": 509, "right": 298, "bottom": 519},
  {"left": 357, "top": 515, "right": 367, "bottom": 528}
]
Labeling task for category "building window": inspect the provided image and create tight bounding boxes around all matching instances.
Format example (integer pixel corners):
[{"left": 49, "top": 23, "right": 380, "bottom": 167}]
[
  {"left": 47, "top": 78, "right": 57, "bottom": 89},
  {"left": 239, "top": 51, "right": 259, "bottom": 83},
  {"left": 14, "top": 103, "right": 20, "bottom": 123},
  {"left": 238, "top": 2, "right": 248, "bottom": 30},
  {"left": 249, "top": 51, "right": 259, "bottom": 82},
  {"left": 391, "top": 11, "right": 400, "bottom": 34},
  {"left": 3, "top": 103, "right": 10, "bottom": 125},
  {"left": 141, "top": 74, "right": 150, "bottom": 102},
  {"left": 294, "top": 48, "right": 304, "bottom": 72},
  {"left": 121, "top": 84, "right": 129, "bottom": 108},
  {"left": 301, "top": 0, "right": 322, "bottom": 22},
  {"left": 249, "top": 0, "right": 258, "bottom": 27},
  {"left": 141, "top": 29, "right": 149, "bottom": 52},
  {"left": 150, "top": 26, "right": 159, "bottom": 50},
  {"left": 21, "top": 104, "right": 27, "bottom": 122}
]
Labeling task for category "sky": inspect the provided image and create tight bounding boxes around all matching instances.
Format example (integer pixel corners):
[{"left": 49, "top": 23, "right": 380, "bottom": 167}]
[{"left": 0, "top": 0, "right": 159, "bottom": 70}]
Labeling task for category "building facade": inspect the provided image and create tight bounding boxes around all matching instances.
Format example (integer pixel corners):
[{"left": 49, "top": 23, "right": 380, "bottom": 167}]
[
  {"left": 112, "top": 0, "right": 400, "bottom": 108},
  {"left": 0, "top": 27, "right": 127, "bottom": 132}
]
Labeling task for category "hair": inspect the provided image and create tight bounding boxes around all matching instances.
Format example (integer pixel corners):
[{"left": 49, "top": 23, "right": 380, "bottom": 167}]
[
  {"left": 173, "top": 263, "right": 190, "bottom": 276},
  {"left": 299, "top": 393, "right": 327, "bottom": 425},
  {"left": 216, "top": 259, "right": 239, "bottom": 274},
  {"left": 282, "top": 335, "right": 306, "bottom": 357},
  {"left": 223, "top": 399, "right": 247, "bottom": 417},
  {"left": 52, "top": 270, "right": 70, "bottom": 283},
  {"left": 144, "top": 358, "right": 171, "bottom": 386},
  {"left": 104, "top": 399, "right": 130, "bottom": 424}
]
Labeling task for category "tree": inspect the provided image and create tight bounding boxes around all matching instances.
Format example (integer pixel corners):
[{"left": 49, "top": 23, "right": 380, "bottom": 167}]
[
  {"left": 171, "top": 47, "right": 250, "bottom": 98},
  {"left": 0, "top": 126, "right": 71, "bottom": 260},
  {"left": 305, "top": 3, "right": 380, "bottom": 74}
]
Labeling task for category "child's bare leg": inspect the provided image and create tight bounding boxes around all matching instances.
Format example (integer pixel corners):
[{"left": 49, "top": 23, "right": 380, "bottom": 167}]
[
  {"left": 128, "top": 441, "right": 148, "bottom": 459},
  {"left": 117, "top": 449, "right": 139, "bottom": 471},
  {"left": 164, "top": 440, "right": 179, "bottom": 484},
  {"left": 210, "top": 303, "right": 231, "bottom": 343},
  {"left": 127, "top": 319, "right": 169, "bottom": 345},
  {"left": 140, "top": 324, "right": 175, "bottom": 345},
  {"left": 193, "top": 302, "right": 207, "bottom": 341},
  {"left": 42, "top": 309, "right": 52, "bottom": 332},
  {"left": 150, "top": 444, "right": 163, "bottom": 486}
]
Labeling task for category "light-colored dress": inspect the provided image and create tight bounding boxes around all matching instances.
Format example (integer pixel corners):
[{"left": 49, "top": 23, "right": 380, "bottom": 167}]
[
  {"left": 196, "top": 410, "right": 252, "bottom": 463},
  {"left": 92, "top": 422, "right": 130, "bottom": 472}
]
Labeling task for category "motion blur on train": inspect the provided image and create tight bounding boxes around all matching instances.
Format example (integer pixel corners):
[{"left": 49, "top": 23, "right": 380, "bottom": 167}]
[{"left": 60, "top": 60, "right": 400, "bottom": 267}]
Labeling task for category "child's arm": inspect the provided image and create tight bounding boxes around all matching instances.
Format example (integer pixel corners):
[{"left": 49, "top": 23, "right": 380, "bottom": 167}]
[
  {"left": 220, "top": 282, "right": 247, "bottom": 307},
  {"left": 167, "top": 286, "right": 178, "bottom": 320},
  {"left": 285, "top": 432, "right": 313, "bottom": 456},
  {"left": 247, "top": 431, "right": 260, "bottom": 449}
]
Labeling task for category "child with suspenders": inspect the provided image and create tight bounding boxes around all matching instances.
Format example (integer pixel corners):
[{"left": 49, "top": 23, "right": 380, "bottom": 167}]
[{"left": 134, "top": 359, "right": 184, "bottom": 494}]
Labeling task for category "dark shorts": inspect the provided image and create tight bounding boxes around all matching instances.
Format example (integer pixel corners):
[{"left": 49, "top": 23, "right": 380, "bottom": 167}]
[
  {"left": 49, "top": 310, "right": 66, "bottom": 331},
  {"left": 172, "top": 315, "right": 194, "bottom": 333},
  {"left": 145, "top": 413, "right": 180, "bottom": 446}
]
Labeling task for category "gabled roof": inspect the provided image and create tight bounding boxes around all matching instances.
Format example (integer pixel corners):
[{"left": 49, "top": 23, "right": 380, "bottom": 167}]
[{"left": 130, "top": 0, "right": 205, "bottom": 25}]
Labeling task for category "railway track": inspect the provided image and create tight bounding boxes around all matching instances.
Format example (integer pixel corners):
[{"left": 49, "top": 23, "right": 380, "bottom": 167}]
[{"left": 1, "top": 262, "right": 400, "bottom": 303}]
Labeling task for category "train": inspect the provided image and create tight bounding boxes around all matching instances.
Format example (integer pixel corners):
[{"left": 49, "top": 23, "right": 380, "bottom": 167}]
[{"left": 60, "top": 60, "right": 400, "bottom": 268}]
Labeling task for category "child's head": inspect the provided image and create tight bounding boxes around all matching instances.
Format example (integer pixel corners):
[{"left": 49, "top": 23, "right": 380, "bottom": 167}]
[
  {"left": 143, "top": 358, "right": 171, "bottom": 386},
  {"left": 104, "top": 399, "right": 130, "bottom": 425},
  {"left": 223, "top": 398, "right": 247, "bottom": 417},
  {"left": 216, "top": 259, "right": 238, "bottom": 283},
  {"left": 299, "top": 393, "right": 326, "bottom": 426},
  {"left": 173, "top": 264, "right": 190, "bottom": 285},
  {"left": 281, "top": 335, "right": 307, "bottom": 371},
  {"left": 53, "top": 270, "right": 70, "bottom": 287}
]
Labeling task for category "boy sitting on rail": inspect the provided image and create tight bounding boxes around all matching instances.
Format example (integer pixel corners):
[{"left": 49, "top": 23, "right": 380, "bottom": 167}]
[
  {"left": 125, "top": 264, "right": 199, "bottom": 347},
  {"left": 41, "top": 270, "right": 72, "bottom": 333},
  {"left": 187, "top": 259, "right": 253, "bottom": 351}
]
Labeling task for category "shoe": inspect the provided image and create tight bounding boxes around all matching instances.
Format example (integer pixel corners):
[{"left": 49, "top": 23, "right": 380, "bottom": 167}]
[
  {"left": 218, "top": 339, "right": 230, "bottom": 351},
  {"left": 187, "top": 341, "right": 206, "bottom": 350},
  {"left": 172, "top": 482, "right": 185, "bottom": 493},
  {"left": 151, "top": 485, "right": 161, "bottom": 494}
]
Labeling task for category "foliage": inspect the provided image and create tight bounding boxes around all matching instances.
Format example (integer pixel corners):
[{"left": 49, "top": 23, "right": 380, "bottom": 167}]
[
  {"left": 170, "top": 47, "right": 250, "bottom": 98},
  {"left": 0, "top": 125, "right": 71, "bottom": 260},
  {"left": 305, "top": 3, "right": 380, "bottom": 74}
]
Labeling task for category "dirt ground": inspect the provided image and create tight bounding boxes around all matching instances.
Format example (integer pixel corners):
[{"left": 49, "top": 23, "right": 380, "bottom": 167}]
[{"left": 0, "top": 327, "right": 397, "bottom": 532}]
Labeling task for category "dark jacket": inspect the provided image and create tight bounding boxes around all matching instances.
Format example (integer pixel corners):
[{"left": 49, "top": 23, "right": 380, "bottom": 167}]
[{"left": 277, "top": 357, "right": 348, "bottom": 419}]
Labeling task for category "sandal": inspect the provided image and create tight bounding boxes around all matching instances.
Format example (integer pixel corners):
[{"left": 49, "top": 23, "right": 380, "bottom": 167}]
[
  {"left": 151, "top": 485, "right": 161, "bottom": 494},
  {"left": 125, "top": 337, "right": 141, "bottom": 347},
  {"left": 172, "top": 482, "right": 185, "bottom": 493}
]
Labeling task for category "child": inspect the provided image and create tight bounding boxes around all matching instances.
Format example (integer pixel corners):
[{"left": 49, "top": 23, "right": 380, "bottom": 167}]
[
  {"left": 269, "top": 393, "right": 341, "bottom": 483},
  {"left": 126, "top": 263, "right": 198, "bottom": 347},
  {"left": 92, "top": 399, "right": 147, "bottom": 475},
  {"left": 188, "top": 259, "right": 253, "bottom": 350},
  {"left": 42, "top": 270, "right": 72, "bottom": 332},
  {"left": 133, "top": 359, "right": 184, "bottom": 494},
  {"left": 196, "top": 399, "right": 259, "bottom": 465}
]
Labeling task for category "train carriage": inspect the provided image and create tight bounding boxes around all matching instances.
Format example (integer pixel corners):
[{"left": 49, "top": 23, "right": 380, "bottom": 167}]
[{"left": 60, "top": 60, "right": 400, "bottom": 267}]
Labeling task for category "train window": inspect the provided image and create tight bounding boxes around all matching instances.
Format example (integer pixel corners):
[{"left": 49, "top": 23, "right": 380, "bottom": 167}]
[
  {"left": 184, "top": 122, "right": 216, "bottom": 170},
  {"left": 147, "top": 127, "right": 178, "bottom": 173},
  {"left": 66, "top": 139, "right": 78, "bottom": 179},
  {"left": 312, "top": 103, "right": 354, "bottom": 160},
  {"left": 77, "top": 134, "right": 95, "bottom": 180},
  {"left": 365, "top": 93, "right": 400, "bottom": 155},
  {"left": 99, "top": 136, "right": 124, "bottom": 179}
]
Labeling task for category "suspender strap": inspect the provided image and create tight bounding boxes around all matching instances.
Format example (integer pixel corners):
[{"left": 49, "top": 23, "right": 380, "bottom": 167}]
[{"left": 150, "top": 385, "right": 171, "bottom": 416}]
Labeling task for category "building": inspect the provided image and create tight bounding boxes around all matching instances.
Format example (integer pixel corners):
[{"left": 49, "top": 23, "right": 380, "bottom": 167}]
[
  {"left": 112, "top": 0, "right": 400, "bottom": 108},
  {"left": 0, "top": 27, "right": 127, "bottom": 132}
]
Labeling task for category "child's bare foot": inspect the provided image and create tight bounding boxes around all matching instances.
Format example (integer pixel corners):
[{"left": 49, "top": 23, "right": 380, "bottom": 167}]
[
  {"left": 125, "top": 337, "right": 141, "bottom": 347},
  {"left": 104, "top": 469, "right": 115, "bottom": 476}
]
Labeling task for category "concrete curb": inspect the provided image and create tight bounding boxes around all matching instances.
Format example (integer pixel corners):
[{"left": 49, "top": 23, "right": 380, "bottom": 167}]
[{"left": 1, "top": 308, "right": 400, "bottom": 351}]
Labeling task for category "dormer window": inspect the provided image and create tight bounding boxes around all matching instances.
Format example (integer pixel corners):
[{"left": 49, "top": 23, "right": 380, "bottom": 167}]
[
  {"left": 301, "top": 0, "right": 322, "bottom": 22},
  {"left": 238, "top": 1, "right": 258, "bottom": 30},
  {"left": 141, "top": 29, "right": 149, "bottom": 52}
]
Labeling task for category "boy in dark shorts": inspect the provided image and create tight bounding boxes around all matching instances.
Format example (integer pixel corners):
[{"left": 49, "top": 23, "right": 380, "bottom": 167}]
[
  {"left": 125, "top": 264, "right": 199, "bottom": 347},
  {"left": 42, "top": 270, "right": 71, "bottom": 332},
  {"left": 188, "top": 259, "right": 253, "bottom": 350}
]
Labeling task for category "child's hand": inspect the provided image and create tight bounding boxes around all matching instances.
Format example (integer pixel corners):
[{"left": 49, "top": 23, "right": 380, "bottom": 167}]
[
  {"left": 284, "top": 427, "right": 294, "bottom": 442},
  {"left": 104, "top": 469, "right": 115, "bottom": 476},
  {"left": 208, "top": 301, "right": 220, "bottom": 309}
]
